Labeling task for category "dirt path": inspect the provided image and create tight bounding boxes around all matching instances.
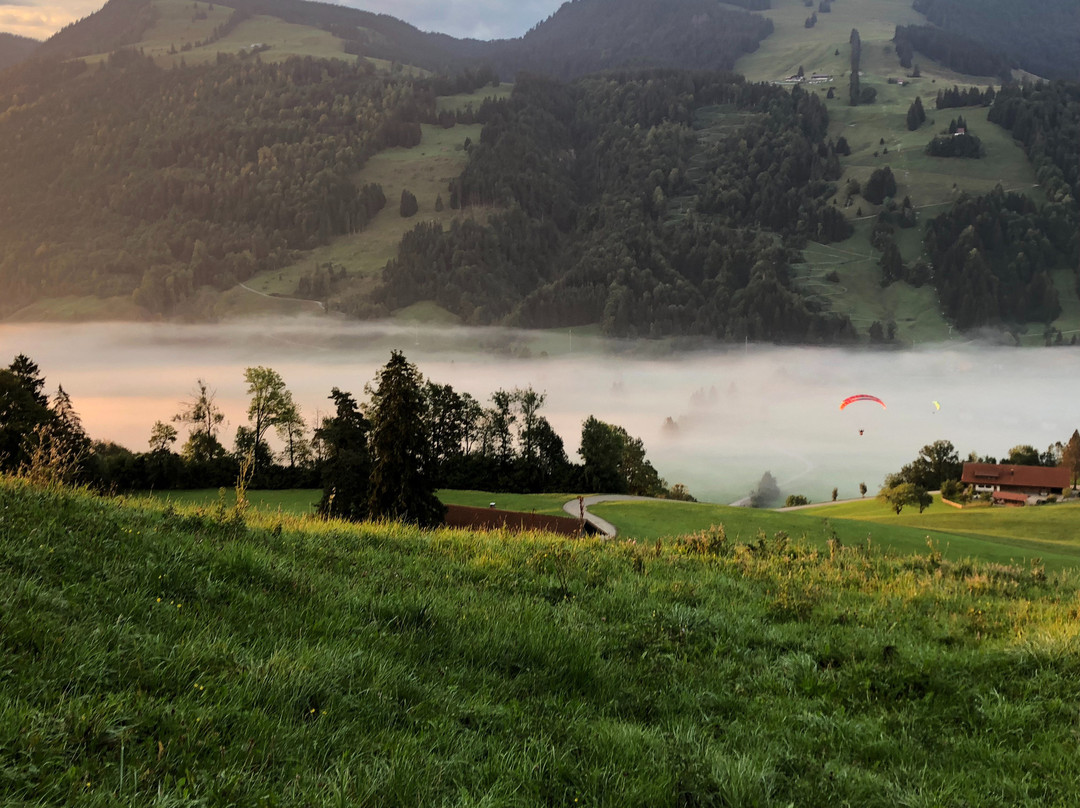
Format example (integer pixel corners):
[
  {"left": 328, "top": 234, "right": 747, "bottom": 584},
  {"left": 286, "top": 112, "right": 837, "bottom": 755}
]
[{"left": 561, "top": 495, "right": 659, "bottom": 538}]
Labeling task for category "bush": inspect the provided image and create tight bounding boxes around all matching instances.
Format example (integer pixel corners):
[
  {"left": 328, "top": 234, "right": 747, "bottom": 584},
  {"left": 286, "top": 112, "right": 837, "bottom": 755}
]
[{"left": 785, "top": 494, "right": 810, "bottom": 507}]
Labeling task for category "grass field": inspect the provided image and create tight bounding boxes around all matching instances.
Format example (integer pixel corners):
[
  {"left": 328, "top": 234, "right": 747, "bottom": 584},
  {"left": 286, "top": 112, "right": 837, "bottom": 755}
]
[
  {"left": 5, "top": 295, "right": 150, "bottom": 322},
  {"left": 144, "top": 488, "right": 576, "bottom": 518},
  {"left": 435, "top": 83, "right": 514, "bottom": 114},
  {"left": 6, "top": 476, "right": 1080, "bottom": 805},
  {"left": 85, "top": 0, "right": 433, "bottom": 74},
  {"left": 144, "top": 486, "right": 1080, "bottom": 572},
  {"left": 593, "top": 496, "right": 1080, "bottom": 572}
]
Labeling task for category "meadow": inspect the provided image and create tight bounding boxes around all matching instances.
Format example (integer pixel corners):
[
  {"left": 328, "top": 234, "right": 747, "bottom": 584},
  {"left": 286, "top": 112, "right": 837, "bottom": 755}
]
[
  {"left": 4, "top": 476, "right": 1080, "bottom": 805},
  {"left": 147, "top": 487, "right": 1080, "bottom": 572},
  {"left": 222, "top": 122, "right": 487, "bottom": 322}
]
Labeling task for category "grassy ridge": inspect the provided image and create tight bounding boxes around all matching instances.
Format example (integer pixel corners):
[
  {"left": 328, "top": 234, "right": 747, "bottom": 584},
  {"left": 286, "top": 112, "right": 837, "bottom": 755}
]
[{"left": 4, "top": 478, "right": 1080, "bottom": 805}]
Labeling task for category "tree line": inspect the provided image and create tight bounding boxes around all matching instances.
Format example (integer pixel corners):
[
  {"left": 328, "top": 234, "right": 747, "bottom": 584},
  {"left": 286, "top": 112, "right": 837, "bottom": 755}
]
[{"left": 1, "top": 352, "right": 689, "bottom": 525}]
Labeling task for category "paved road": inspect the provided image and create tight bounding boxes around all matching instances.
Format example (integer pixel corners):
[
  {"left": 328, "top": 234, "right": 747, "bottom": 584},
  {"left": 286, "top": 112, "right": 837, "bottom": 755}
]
[{"left": 561, "top": 495, "right": 659, "bottom": 538}]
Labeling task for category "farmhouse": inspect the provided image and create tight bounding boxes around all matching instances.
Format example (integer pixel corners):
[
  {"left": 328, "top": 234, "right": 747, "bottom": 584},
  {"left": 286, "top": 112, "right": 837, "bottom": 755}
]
[{"left": 961, "top": 462, "right": 1070, "bottom": 505}]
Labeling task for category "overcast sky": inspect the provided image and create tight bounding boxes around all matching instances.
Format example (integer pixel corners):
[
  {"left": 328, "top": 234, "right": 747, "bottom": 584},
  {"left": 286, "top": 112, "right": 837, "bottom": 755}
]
[{"left": 1, "top": 0, "right": 566, "bottom": 42}]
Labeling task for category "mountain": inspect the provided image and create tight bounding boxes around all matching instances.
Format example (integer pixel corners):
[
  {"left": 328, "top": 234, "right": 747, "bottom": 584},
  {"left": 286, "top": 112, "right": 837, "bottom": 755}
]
[
  {"left": 0, "top": 0, "right": 1077, "bottom": 342},
  {"left": 33, "top": 0, "right": 158, "bottom": 61},
  {"left": 0, "top": 33, "right": 40, "bottom": 71},
  {"left": 480, "top": 0, "right": 774, "bottom": 80}
]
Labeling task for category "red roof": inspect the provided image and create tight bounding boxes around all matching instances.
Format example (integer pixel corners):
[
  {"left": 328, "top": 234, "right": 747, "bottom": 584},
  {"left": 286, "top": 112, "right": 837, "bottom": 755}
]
[
  {"left": 992, "top": 490, "right": 1028, "bottom": 503},
  {"left": 961, "top": 462, "right": 1069, "bottom": 490}
]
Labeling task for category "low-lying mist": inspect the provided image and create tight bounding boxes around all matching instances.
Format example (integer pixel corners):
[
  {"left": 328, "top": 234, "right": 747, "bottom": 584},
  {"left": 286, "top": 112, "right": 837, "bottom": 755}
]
[{"left": 3, "top": 318, "right": 1077, "bottom": 504}]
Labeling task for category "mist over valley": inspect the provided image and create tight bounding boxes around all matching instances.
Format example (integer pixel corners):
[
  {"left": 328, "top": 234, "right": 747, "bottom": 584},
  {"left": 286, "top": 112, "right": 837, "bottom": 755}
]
[{"left": 5, "top": 318, "right": 1076, "bottom": 504}]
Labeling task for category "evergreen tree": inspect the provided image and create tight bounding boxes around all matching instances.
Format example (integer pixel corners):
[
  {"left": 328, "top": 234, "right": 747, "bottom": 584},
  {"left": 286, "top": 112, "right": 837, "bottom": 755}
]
[
  {"left": 1062, "top": 429, "right": 1080, "bottom": 489},
  {"left": 906, "top": 96, "right": 926, "bottom": 130},
  {"left": 0, "top": 359, "right": 55, "bottom": 472},
  {"left": 366, "top": 351, "right": 443, "bottom": 526},
  {"left": 316, "top": 387, "right": 371, "bottom": 520},
  {"left": 399, "top": 188, "right": 419, "bottom": 217},
  {"left": 849, "top": 29, "right": 862, "bottom": 106}
]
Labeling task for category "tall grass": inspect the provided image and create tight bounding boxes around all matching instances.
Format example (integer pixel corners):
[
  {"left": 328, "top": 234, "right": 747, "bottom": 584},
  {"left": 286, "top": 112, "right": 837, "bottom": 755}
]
[{"left": 3, "top": 477, "right": 1080, "bottom": 805}]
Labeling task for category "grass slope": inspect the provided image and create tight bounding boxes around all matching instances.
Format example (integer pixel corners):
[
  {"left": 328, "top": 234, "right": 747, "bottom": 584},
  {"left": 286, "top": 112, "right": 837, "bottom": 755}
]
[
  {"left": 590, "top": 497, "right": 1080, "bottom": 571},
  {"left": 144, "top": 487, "right": 1080, "bottom": 572},
  {"left": 4, "top": 478, "right": 1080, "bottom": 805},
  {"left": 222, "top": 122, "right": 486, "bottom": 322},
  {"left": 733, "top": 0, "right": 1073, "bottom": 344}
]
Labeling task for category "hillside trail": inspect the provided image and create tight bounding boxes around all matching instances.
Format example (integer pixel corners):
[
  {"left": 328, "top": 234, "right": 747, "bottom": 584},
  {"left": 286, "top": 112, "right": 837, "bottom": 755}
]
[
  {"left": 561, "top": 495, "right": 659, "bottom": 538},
  {"left": 238, "top": 282, "right": 325, "bottom": 311}
]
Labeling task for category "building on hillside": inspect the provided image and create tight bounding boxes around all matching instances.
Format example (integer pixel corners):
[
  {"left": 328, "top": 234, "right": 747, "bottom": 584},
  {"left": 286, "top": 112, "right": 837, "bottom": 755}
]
[{"left": 960, "top": 462, "right": 1070, "bottom": 506}]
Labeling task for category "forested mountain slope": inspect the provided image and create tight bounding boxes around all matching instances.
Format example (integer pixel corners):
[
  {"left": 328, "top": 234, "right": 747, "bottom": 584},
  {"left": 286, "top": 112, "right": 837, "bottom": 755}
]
[
  {"left": 360, "top": 71, "right": 856, "bottom": 343},
  {"left": 912, "top": 0, "right": 1080, "bottom": 80},
  {"left": 0, "top": 53, "right": 425, "bottom": 315},
  {"left": 0, "top": 33, "right": 39, "bottom": 70}
]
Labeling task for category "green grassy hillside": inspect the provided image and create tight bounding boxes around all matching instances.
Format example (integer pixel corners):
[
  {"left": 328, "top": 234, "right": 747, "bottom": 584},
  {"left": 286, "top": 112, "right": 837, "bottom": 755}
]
[
  {"left": 730, "top": 0, "right": 1079, "bottom": 345},
  {"left": 4, "top": 477, "right": 1080, "bottom": 804},
  {"left": 146, "top": 487, "right": 1080, "bottom": 572}
]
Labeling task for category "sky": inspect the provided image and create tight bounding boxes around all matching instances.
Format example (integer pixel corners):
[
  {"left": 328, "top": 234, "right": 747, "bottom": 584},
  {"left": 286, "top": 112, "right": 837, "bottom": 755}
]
[{"left": 0, "top": 0, "right": 565, "bottom": 42}]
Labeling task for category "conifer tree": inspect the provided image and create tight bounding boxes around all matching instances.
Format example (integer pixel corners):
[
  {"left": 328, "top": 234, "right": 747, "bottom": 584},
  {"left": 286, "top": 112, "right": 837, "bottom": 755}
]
[
  {"left": 316, "top": 388, "right": 371, "bottom": 520},
  {"left": 366, "top": 351, "right": 443, "bottom": 526}
]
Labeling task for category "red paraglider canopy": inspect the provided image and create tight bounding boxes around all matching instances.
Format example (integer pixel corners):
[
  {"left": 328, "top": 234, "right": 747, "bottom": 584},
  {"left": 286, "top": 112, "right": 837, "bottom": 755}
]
[{"left": 839, "top": 394, "right": 886, "bottom": 410}]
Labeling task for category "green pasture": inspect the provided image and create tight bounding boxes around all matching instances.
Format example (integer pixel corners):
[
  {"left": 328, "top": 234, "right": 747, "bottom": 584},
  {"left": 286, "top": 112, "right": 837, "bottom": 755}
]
[
  {"left": 435, "top": 83, "right": 514, "bottom": 114},
  {"left": 238, "top": 123, "right": 485, "bottom": 312},
  {"left": 793, "top": 219, "right": 950, "bottom": 344},
  {"left": 593, "top": 496, "right": 1080, "bottom": 571},
  {"left": 98, "top": 0, "right": 433, "bottom": 72},
  {"left": 144, "top": 487, "right": 320, "bottom": 515},
  {"left": 734, "top": 0, "right": 926, "bottom": 83},
  {"left": 7, "top": 476, "right": 1080, "bottom": 805},
  {"left": 142, "top": 488, "right": 575, "bottom": 519},
  {"left": 5, "top": 295, "right": 148, "bottom": 322},
  {"left": 141, "top": 486, "right": 1080, "bottom": 572}
]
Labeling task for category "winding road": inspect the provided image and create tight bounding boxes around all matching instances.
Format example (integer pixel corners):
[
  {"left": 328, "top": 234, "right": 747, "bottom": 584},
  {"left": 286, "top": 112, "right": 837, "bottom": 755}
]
[{"left": 561, "top": 495, "right": 664, "bottom": 538}]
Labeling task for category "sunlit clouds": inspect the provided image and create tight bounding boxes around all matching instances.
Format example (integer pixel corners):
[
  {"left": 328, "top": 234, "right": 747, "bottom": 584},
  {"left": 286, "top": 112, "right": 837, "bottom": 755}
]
[{"left": 0, "top": 0, "right": 99, "bottom": 40}]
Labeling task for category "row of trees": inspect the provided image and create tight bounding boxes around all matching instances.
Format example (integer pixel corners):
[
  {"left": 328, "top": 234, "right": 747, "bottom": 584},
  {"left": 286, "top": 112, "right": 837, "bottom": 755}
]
[
  {"left": 893, "top": 24, "right": 1012, "bottom": 82},
  {"left": 2, "top": 352, "right": 685, "bottom": 525}
]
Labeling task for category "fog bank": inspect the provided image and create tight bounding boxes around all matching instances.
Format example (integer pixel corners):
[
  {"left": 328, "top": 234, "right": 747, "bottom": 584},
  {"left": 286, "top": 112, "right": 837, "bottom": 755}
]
[{"left": 3, "top": 318, "right": 1077, "bottom": 504}]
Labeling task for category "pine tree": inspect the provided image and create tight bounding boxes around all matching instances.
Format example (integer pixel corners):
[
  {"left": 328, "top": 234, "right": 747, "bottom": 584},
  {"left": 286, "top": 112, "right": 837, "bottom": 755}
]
[
  {"left": 366, "top": 351, "right": 443, "bottom": 526},
  {"left": 316, "top": 388, "right": 371, "bottom": 520},
  {"left": 1062, "top": 429, "right": 1080, "bottom": 489}
]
